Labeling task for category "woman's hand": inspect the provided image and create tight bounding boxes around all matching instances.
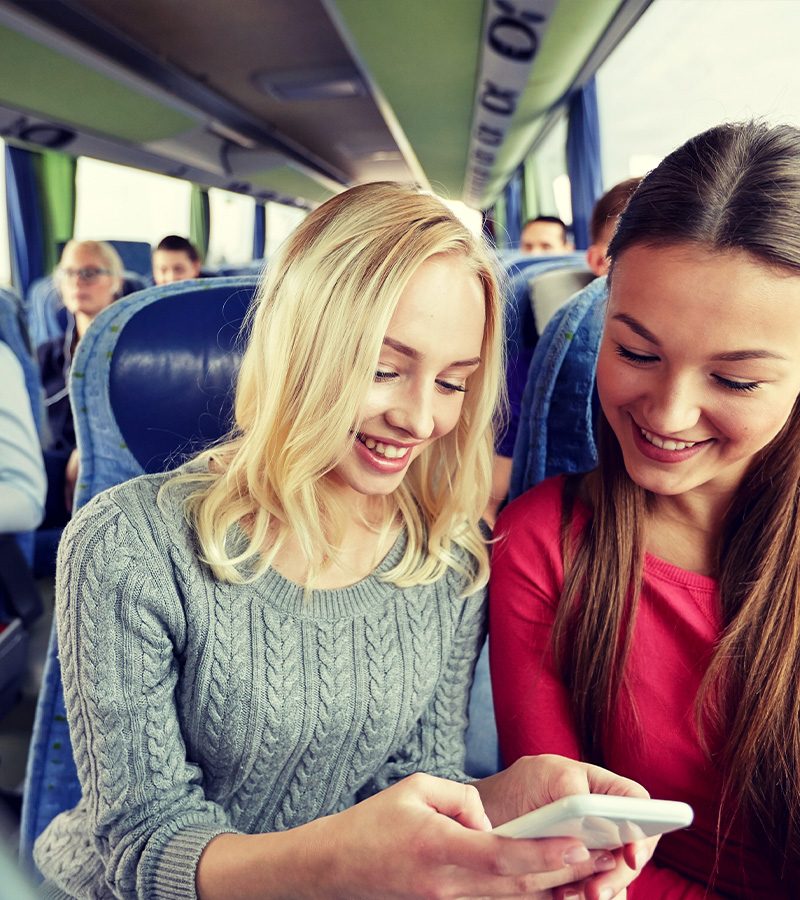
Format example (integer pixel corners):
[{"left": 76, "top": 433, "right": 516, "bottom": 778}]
[
  {"left": 308, "top": 772, "right": 623, "bottom": 899},
  {"left": 474, "top": 754, "right": 658, "bottom": 900},
  {"left": 198, "top": 770, "right": 626, "bottom": 899}
]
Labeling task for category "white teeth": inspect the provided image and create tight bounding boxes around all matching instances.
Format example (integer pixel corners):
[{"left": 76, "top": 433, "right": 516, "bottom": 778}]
[
  {"left": 641, "top": 428, "right": 696, "bottom": 451},
  {"left": 357, "top": 434, "right": 409, "bottom": 458}
]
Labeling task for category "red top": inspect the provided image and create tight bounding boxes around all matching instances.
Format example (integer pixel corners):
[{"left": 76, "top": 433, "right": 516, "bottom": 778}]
[{"left": 489, "top": 476, "right": 788, "bottom": 899}]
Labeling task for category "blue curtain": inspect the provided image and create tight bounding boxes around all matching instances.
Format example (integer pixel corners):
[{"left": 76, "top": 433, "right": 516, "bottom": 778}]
[
  {"left": 566, "top": 76, "right": 603, "bottom": 251},
  {"left": 252, "top": 202, "right": 266, "bottom": 259},
  {"left": 5, "top": 145, "right": 46, "bottom": 297},
  {"left": 503, "top": 167, "right": 524, "bottom": 248}
]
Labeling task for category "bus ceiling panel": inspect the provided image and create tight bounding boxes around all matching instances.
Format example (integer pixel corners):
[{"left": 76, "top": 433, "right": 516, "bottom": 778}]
[
  {"left": 474, "top": 0, "right": 654, "bottom": 207},
  {"left": 248, "top": 166, "right": 337, "bottom": 206},
  {"left": 31, "top": 0, "right": 415, "bottom": 189},
  {"left": 328, "top": 0, "right": 485, "bottom": 199},
  {"left": 0, "top": 21, "right": 197, "bottom": 144},
  {"left": 0, "top": 0, "right": 362, "bottom": 190}
]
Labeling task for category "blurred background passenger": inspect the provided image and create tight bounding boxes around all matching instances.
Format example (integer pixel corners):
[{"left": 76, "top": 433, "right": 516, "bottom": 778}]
[
  {"left": 38, "top": 240, "right": 123, "bottom": 524},
  {"left": 585, "top": 177, "right": 642, "bottom": 276},
  {"left": 152, "top": 234, "right": 202, "bottom": 284},
  {"left": 0, "top": 341, "right": 45, "bottom": 533},
  {"left": 519, "top": 215, "right": 571, "bottom": 255}
]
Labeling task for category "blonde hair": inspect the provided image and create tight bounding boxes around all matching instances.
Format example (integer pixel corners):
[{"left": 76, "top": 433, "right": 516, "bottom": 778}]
[
  {"left": 59, "top": 239, "right": 124, "bottom": 296},
  {"left": 164, "top": 182, "right": 504, "bottom": 593}
]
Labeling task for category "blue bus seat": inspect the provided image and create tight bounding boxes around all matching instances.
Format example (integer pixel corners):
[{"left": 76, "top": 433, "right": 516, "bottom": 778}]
[
  {"left": 529, "top": 265, "right": 596, "bottom": 335},
  {"left": 498, "top": 253, "right": 589, "bottom": 459},
  {"left": 106, "top": 240, "right": 152, "bottom": 277},
  {"left": 19, "top": 275, "right": 258, "bottom": 876},
  {"left": 509, "top": 276, "right": 607, "bottom": 500},
  {"left": 26, "top": 271, "right": 147, "bottom": 349}
]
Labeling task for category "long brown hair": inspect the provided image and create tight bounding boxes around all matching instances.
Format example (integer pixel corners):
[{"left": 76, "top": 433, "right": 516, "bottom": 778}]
[{"left": 553, "top": 121, "right": 800, "bottom": 873}]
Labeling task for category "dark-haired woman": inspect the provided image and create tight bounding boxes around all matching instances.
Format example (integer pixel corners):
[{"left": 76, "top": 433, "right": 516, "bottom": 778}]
[{"left": 490, "top": 121, "right": 800, "bottom": 898}]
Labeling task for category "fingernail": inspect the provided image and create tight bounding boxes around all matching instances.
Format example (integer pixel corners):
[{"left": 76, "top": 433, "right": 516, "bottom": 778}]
[
  {"left": 598, "top": 889, "right": 614, "bottom": 900},
  {"left": 562, "top": 845, "right": 591, "bottom": 864},
  {"left": 594, "top": 852, "right": 616, "bottom": 872}
]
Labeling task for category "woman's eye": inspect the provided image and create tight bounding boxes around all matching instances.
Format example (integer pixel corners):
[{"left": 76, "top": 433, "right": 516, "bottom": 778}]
[
  {"left": 615, "top": 345, "right": 659, "bottom": 364},
  {"left": 712, "top": 375, "right": 761, "bottom": 393},
  {"left": 374, "top": 370, "right": 398, "bottom": 382},
  {"left": 436, "top": 379, "right": 467, "bottom": 394}
]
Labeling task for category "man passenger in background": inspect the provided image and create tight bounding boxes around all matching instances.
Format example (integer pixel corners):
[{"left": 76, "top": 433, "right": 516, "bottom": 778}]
[
  {"left": 519, "top": 215, "right": 571, "bottom": 255},
  {"left": 152, "top": 235, "right": 202, "bottom": 284}
]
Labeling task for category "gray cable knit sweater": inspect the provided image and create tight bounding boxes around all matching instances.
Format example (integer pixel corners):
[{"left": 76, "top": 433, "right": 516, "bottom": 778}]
[{"left": 34, "top": 472, "right": 486, "bottom": 899}]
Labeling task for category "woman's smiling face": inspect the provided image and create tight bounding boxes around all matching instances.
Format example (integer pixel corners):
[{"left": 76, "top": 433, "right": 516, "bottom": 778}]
[
  {"left": 328, "top": 252, "right": 485, "bottom": 502},
  {"left": 597, "top": 243, "right": 800, "bottom": 503}
]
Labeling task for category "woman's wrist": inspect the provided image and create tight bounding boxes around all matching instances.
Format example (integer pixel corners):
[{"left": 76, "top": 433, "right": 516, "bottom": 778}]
[{"left": 196, "top": 822, "right": 335, "bottom": 900}]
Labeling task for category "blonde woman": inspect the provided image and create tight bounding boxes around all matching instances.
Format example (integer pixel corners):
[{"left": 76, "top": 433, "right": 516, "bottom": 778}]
[{"left": 35, "top": 184, "right": 649, "bottom": 899}]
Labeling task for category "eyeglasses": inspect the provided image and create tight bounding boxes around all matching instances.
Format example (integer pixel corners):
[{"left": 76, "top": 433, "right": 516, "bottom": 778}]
[{"left": 56, "top": 266, "right": 112, "bottom": 283}]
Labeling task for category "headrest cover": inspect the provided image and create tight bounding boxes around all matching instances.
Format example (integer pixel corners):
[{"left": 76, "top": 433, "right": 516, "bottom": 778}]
[{"left": 109, "top": 285, "right": 252, "bottom": 472}]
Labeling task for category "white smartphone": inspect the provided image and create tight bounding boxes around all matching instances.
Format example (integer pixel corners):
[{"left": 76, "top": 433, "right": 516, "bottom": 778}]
[{"left": 491, "top": 795, "right": 694, "bottom": 849}]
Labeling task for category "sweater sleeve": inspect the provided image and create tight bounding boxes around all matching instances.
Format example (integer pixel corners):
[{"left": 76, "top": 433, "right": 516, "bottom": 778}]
[
  {"left": 361, "top": 580, "right": 487, "bottom": 793},
  {"left": 51, "top": 490, "right": 240, "bottom": 899},
  {"left": 489, "top": 482, "right": 718, "bottom": 900}
]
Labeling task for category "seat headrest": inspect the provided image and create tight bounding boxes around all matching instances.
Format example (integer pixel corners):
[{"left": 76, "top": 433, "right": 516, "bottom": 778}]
[{"left": 109, "top": 283, "right": 252, "bottom": 473}]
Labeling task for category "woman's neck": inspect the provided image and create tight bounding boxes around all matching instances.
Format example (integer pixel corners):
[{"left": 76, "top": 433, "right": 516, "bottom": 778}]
[
  {"left": 645, "top": 489, "right": 733, "bottom": 576},
  {"left": 73, "top": 311, "right": 94, "bottom": 339}
]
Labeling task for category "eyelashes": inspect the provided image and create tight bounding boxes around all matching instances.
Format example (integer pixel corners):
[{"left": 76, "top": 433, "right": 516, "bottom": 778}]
[
  {"left": 613, "top": 345, "right": 762, "bottom": 393},
  {"left": 374, "top": 370, "right": 467, "bottom": 394}
]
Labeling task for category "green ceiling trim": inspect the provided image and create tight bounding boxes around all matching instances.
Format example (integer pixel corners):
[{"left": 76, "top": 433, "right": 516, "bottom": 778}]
[
  {"left": 249, "top": 167, "right": 336, "bottom": 205},
  {"left": 481, "top": 0, "right": 621, "bottom": 203},
  {"left": 332, "top": 0, "right": 484, "bottom": 199},
  {"left": 0, "top": 25, "right": 196, "bottom": 143}
]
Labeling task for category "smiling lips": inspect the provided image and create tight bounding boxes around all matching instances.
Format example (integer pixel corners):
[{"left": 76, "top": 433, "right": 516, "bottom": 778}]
[
  {"left": 630, "top": 418, "right": 710, "bottom": 464},
  {"left": 356, "top": 433, "right": 410, "bottom": 459},
  {"left": 639, "top": 427, "right": 697, "bottom": 451}
]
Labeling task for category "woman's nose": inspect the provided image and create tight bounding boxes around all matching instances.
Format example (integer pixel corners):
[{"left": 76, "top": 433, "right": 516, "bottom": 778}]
[
  {"left": 643, "top": 375, "right": 700, "bottom": 435},
  {"left": 384, "top": 385, "right": 435, "bottom": 440}
]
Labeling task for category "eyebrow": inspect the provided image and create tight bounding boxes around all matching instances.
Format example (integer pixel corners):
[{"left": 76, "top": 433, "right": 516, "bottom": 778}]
[
  {"left": 611, "top": 313, "right": 787, "bottom": 361},
  {"left": 382, "top": 336, "right": 481, "bottom": 367}
]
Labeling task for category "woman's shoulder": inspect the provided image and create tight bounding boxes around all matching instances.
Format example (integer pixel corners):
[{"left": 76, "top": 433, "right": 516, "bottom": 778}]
[
  {"left": 496, "top": 475, "right": 570, "bottom": 535},
  {"left": 65, "top": 469, "right": 196, "bottom": 561}
]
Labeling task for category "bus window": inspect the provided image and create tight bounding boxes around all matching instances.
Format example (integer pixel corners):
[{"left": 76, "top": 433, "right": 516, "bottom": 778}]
[
  {"left": 206, "top": 188, "right": 255, "bottom": 268},
  {"left": 264, "top": 203, "right": 306, "bottom": 259},
  {"left": 74, "top": 157, "right": 191, "bottom": 246},
  {"left": 598, "top": 0, "right": 800, "bottom": 185},
  {"left": 526, "top": 112, "right": 569, "bottom": 225},
  {"left": 0, "top": 139, "right": 10, "bottom": 286}
]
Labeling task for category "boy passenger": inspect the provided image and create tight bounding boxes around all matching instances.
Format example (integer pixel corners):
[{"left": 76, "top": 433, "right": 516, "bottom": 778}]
[{"left": 152, "top": 234, "right": 202, "bottom": 284}]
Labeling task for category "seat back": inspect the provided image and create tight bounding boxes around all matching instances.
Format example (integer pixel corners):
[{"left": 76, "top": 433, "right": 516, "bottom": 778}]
[
  {"left": 510, "top": 276, "right": 607, "bottom": 500},
  {"left": 529, "top": 265, "right": 596, "bottom": 335},
  {"left": 20, "top": 276, "right": 259, "bottom": 875},
  {"left": 0, "top": 287, "right": 44, "bottom": 438},
  {"left": 497, "top": 253, "right": 588, "bottom": 458}
]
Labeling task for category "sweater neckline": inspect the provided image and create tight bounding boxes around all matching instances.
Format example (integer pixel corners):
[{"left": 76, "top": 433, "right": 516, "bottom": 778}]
[
  {"left": 644, "top": 551, "right": 718, "bottom": 592},
  {"left": 251, "top": 528, "right": 410, "bottom": 618}
]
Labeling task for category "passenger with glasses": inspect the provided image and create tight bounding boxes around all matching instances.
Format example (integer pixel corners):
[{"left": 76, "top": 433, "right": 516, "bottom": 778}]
[{"left": 38, "top": 240, "right": 123, "bottom": 525}]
